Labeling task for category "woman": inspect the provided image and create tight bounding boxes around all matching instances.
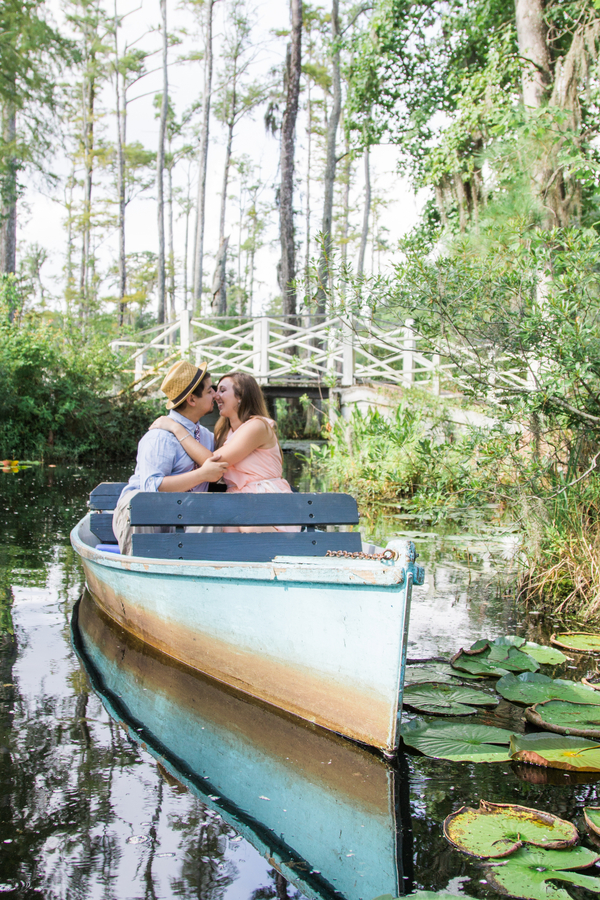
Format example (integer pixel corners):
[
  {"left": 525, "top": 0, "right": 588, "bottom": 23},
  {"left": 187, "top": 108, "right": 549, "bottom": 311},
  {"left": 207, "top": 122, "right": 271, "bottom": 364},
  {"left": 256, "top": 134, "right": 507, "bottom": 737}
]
[{"left": 149, "top": 372, "right": 298, "bottom": 532}]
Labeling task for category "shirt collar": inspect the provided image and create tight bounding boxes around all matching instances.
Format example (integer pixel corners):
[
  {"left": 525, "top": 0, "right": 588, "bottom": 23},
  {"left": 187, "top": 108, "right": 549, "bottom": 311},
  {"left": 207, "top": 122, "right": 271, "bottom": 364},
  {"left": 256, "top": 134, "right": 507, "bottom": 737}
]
[{"left": 169, "top": 409, "right": 196, "bottom": 434}]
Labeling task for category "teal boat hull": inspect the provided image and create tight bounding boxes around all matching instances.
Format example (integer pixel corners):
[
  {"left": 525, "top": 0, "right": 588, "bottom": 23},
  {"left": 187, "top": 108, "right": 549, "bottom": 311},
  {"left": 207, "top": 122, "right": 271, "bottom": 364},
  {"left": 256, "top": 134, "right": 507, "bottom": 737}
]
[
  {"left": 71, "top": 515, "right": 422, "bottom": 751},
  {"left": 72, "top": 593, "right": 412, "bottom": 900}
]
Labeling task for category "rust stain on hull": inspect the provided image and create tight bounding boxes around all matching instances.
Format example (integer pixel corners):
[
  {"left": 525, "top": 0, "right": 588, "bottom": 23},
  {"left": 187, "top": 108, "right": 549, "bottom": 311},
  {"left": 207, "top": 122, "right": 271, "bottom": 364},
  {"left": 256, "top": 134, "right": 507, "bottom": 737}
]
[
  {"left": 83, "top": 562, "right": 396, "bottom": 750},
  {"left": 79, "top": 593, "right": 392, "bottom": 814}
]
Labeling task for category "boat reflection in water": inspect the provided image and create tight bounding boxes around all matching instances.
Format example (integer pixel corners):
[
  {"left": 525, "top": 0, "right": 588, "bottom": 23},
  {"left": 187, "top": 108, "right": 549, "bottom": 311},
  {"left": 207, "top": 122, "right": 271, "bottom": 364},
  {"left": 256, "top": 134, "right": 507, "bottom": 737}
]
[{"left": 72, "top": 590, "right": 413, "bottom": 900}]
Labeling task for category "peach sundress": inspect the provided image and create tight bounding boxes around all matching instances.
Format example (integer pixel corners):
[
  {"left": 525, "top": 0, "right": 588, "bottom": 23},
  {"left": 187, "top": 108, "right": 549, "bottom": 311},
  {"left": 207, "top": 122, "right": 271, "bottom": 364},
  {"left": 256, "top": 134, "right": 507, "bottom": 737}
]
[{"left": 222, "top": 417, "right": 300, "bottom": 533}]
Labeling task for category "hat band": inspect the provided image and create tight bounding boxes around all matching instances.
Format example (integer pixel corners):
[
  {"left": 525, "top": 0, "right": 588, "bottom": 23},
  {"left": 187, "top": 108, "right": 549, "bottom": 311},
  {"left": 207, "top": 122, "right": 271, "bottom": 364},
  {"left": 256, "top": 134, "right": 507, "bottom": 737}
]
[{"left": 171, "top": 368, "right": 204, "bottom": 407}]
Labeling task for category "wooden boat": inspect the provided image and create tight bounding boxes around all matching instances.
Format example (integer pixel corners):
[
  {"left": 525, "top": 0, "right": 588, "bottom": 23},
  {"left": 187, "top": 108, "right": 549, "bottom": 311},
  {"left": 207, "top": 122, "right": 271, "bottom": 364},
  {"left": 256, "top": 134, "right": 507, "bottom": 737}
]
[
  {"left": 72, "top": 591, "right": 414, "bottom": 900},
  {"left": 71, "top": 484, "right": 424, "bottom": 754}
]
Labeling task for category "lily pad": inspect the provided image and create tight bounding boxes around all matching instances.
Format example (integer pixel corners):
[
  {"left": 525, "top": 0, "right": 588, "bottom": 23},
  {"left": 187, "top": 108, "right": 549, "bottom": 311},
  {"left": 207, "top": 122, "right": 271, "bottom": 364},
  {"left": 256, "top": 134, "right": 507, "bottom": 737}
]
[
  {"left": 402, "top": 682, "right": 499, "bottom": 716},
  {"left": 525, "top": 700, "right": 600, "bottom": 739},
  {"left": 585, "top": 807, "right": 600, "bottom": 838},
  {"left": 485, "top": 845, "right": 600, "bottom": 900},
  {"left": 551, "top": 632, "right": 600, "bottom": 653},
  {"left": 401, "top": 718, "right": 513, "bottom": 762},
  {"left": 443, "top": 800, "right": 578, "bottom": 858},
  {"left": 452, "top": 640, "right": 539, "bottom": 676},
  {"left": 405, "top": 664, "right": 458, "bottom": 684},
  {"left": 451, "top": 650, "right": 510, "bottom": 678},
  {"left": 502, "top": 635, "right": 568, "bottom": 665},
  {"left": 496, "top": 672, "right": 600, "bottom": 706},
  {"left": 510, "top": 732, "right": 600, "bottom": 771}
]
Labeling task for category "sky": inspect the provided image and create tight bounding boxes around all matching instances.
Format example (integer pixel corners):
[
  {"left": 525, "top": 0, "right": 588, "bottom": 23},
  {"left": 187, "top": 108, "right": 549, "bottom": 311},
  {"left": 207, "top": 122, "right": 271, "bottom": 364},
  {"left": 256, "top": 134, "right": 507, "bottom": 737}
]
[{"left": 24, "top": 0, "right": 423, "bottom": 317}]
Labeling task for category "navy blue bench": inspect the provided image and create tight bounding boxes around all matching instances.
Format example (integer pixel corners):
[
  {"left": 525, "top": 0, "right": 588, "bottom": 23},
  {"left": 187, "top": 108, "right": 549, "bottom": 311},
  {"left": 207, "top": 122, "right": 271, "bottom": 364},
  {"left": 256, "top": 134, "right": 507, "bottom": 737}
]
[{"left": 88, "top": 483, "right": 362, "bottom": 562}]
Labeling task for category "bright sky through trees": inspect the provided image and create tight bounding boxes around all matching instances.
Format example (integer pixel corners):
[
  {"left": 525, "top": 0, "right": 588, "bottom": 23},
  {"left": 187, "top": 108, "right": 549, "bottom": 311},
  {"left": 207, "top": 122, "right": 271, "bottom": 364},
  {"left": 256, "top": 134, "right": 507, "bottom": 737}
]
[{"left": 21, "top": 0, "right": 420, "bottom": 317}]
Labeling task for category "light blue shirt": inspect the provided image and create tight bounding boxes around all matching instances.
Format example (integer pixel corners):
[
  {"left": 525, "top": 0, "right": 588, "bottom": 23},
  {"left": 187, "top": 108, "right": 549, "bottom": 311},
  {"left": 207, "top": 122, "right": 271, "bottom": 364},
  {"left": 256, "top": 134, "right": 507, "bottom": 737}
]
[{"left": 120, "top": 410, "right": 215, "bottom": 497}]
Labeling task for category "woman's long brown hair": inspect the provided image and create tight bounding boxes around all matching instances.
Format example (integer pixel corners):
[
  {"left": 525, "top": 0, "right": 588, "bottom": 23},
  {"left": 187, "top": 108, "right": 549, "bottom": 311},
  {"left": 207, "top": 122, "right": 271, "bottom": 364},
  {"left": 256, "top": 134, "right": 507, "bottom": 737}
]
[{"left": 214, "top": 372, "right": 274, "bottom": 448}]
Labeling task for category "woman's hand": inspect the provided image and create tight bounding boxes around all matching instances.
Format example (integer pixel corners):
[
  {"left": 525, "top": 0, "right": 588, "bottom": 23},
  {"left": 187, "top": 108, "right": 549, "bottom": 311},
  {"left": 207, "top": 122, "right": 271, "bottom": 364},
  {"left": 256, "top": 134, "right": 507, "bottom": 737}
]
[
  {"left": 149, "top": 415, "right": 177, "bottom": 434},
  {"left": 149, "top": 416, "right": 187, "bottom": 442}
]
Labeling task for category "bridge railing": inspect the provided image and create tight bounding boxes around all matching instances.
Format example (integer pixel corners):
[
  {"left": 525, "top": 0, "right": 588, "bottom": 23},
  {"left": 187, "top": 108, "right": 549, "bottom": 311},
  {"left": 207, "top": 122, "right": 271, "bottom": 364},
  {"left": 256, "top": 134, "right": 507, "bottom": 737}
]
[{"left": 110, "top": 312, "right": 471, "bottom": 394}]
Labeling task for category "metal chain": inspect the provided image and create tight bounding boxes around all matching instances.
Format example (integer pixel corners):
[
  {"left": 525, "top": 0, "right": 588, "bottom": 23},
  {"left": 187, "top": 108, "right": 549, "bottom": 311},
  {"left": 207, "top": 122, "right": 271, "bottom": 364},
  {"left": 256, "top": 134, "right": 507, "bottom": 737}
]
[{"left": 325, "top": 548, "right": 399, "bottom": 562}]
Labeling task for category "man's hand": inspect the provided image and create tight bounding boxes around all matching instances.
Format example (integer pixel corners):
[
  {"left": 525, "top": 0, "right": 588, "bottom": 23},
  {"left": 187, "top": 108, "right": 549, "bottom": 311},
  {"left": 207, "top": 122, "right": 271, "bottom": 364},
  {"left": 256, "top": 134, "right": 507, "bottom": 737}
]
[{"left": 199, "top": 456, "right": 229, "bottom": 483}]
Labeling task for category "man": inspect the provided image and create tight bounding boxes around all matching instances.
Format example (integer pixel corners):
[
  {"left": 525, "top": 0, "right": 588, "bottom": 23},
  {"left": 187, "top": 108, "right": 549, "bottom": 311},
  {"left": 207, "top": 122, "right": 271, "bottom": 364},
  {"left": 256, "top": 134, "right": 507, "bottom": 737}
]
[{"left": 113, "top": 359, "right": 227, "bottom": 554}]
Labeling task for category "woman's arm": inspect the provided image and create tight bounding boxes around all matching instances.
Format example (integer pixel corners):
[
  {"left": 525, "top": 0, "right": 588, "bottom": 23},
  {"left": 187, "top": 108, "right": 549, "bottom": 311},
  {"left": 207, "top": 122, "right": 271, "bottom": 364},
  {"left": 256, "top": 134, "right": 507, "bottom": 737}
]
[
  {"left": 217, "top": 418, "right": 275, "bottom": 465},
  {"left": 149, "top": 415, "right": 212, "bottom": 466},
  {"left": 158, "top": 456, "right": 228, "bottom": 492}
]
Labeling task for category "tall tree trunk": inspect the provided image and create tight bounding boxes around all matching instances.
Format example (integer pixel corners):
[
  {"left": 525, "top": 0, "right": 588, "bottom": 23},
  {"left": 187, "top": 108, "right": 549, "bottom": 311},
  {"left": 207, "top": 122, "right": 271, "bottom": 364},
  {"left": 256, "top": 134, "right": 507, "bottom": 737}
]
[
  {"left": 211, "top": 235, "right": 229, "bottom": 315},
  {"left": 114, "top": 2, "right": 127, "bottom": 326},
  {"left": 156, "top": 0, "right": 168, "bottom": 324},
  {"left": 340, "top": 125, "right": 351, "bottom": 272},
  {"left": 0, "top": 103, "right": 17, "bottom": 284},
  {"left": 79, "top": 70, "right": 95, "bottom": 319},
  {"left": 167, "top": 154, "right": 176, "bottom": 321},
  {"left": 515, "top": 0, "right": 555, "bottom": 228},
  {"left": 305, "top": 80, "right": 312, "bottom": 287},
  {"left": 192, "top": 0, "right": 215, "bottom": 316},
  {"left": 212, "top": 95, "right": 235, "bottom": 316},
  {"left": 515, "top": 0, "right": 551, "bottom": 109},
  {"left": 278, "top": 0, "right": 302, "bottom": 320},
  {"left": 357, "top": 145, "right": 370, "bottom": 277},
  {"left": 315, "top": 0, "right": 341, "bottom": 315}
]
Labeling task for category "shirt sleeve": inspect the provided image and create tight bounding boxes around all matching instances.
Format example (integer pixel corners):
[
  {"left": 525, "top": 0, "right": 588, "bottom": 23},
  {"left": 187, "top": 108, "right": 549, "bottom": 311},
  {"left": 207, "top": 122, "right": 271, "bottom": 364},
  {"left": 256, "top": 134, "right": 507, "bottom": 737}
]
[{"left": 137, "top": 431, "right": 178, "bottom": 492}]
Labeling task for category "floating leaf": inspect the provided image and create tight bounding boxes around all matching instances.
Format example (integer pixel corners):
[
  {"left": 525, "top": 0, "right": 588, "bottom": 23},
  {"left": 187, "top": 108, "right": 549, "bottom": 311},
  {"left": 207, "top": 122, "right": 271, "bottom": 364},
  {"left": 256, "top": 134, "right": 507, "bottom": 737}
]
[
  {"left": 496, "top": 672, "right": 600, "bottom": 706},
  {"left": 452, "top": 640, "right": 539, "bottom": 676},
  {"left": 443, "top": 800, "right": 578, "bottom": 859},
  {"left": 585, "top": 808, "right": 600, "bottom": 838},
  {"left": 402, "top": 682, "right": 499, "bottom": 716},
  {"left": 510, "top": 732, "right": 600, "bottom": 771},
  {"left": 500, "top": 636, "right": 567, "bottom": 665},
  {"left": 401, "top": 718, "right": 512, "bottom": 762},
  {"left": 405, "top": 664, "right": 458, "bottom": 684},
  {"left": 485, "top": 845, "right": 600, "bottom": 900},
  {"left": 551, "top": 633, "right": 600, "bottom": 653},
  {"left": 451, "top": 650, "right": 510, "bottom": 678},
  {"left": 525, "top": 700, "right": 600, "bottom": 739}
]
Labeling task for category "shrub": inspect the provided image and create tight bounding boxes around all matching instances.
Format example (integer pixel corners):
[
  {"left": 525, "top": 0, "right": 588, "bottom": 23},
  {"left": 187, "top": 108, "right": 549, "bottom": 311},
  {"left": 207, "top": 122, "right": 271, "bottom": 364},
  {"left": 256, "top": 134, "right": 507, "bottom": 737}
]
[{"left": 0, "top": 310, "right": 160, "bottom": 461}]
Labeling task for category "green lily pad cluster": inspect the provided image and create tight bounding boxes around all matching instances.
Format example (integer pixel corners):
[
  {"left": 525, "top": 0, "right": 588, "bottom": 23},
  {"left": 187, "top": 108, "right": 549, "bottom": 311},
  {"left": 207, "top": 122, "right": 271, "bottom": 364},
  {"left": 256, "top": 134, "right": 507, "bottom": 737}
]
[
  {"left": 403, "top": 654, "right": 600, "bottom": 768},
  {"left": 444, "top": 801, "right": 600, "bottom": 900}
]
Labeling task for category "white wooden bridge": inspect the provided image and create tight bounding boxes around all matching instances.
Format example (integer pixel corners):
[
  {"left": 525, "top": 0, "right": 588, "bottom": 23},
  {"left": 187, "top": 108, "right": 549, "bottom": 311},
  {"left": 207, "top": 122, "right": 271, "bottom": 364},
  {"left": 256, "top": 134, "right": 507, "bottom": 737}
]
[
  {"left": 111, "top": 312, "right": 534, "bottom": 412},
  {"left": 111, "top": 311, "right": 447, "bottom": 395}
]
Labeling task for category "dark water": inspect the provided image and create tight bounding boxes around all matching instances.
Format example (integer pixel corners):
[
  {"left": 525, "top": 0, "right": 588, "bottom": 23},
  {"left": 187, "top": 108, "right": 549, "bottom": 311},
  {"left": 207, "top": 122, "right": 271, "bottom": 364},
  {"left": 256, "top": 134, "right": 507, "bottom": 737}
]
[{"left": 1, "top": 464, "right": 600, "bottom": 900}]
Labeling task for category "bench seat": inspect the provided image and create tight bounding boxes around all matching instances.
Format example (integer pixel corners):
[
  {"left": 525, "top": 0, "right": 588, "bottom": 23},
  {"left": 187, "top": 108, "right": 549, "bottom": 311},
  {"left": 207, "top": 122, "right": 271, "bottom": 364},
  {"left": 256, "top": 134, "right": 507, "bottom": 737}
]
[{"left": 87, "top": 484, "right": 362, "bottom": 562}]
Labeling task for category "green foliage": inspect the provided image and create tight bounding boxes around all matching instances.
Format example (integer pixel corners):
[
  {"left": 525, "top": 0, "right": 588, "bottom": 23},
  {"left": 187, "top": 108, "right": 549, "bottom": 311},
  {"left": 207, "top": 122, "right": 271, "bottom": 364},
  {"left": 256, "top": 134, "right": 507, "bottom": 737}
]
[{"left": 0, "top": 306, "right": 160, "bottom": 461}]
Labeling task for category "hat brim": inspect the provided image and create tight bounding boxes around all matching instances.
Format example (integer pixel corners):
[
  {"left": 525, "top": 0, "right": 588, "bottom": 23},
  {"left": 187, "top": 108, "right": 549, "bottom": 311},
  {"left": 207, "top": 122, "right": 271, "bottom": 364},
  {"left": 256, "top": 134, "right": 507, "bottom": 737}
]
[{"left": 165, "top": 361, "right": 208, "bottom": 409}]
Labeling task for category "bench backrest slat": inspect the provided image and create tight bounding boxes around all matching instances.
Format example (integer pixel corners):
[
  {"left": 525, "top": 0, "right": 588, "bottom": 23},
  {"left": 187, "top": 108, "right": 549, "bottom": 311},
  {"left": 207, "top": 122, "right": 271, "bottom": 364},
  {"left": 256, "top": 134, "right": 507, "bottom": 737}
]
[
  {"left": 132, "top": 531, "right": 362, "bottom": 562},
  {"left": 89, "top": 513, "right": 118, "bottom": 543},
  {"left": 89, "top": 482, "right": 128, "bottom": 510},
  {"left": 129, "top": 492, "right": 358, "bottom": 527}
]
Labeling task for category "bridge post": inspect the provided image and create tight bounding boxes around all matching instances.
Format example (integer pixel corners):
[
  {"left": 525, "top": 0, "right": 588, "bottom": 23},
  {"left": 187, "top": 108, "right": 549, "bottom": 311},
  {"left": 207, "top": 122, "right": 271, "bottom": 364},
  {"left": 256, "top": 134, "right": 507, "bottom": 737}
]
[
  {"left": 341, "top": 316, "right": 355, "bottom": 386},
  {"left": 180, "top": 308, "right": 190, "bottom": 357},
  {"left": 433, "top": 353, "right": 441, "bottom": 395},
  {"left": 253, "top": 316, "right": 269, "bottom": 383},
  {"left": 134, "top": 351, "right": 145, "bottom": 384},
  {"left": 403, "top": 318, "right": 415, "bottom": 386}
]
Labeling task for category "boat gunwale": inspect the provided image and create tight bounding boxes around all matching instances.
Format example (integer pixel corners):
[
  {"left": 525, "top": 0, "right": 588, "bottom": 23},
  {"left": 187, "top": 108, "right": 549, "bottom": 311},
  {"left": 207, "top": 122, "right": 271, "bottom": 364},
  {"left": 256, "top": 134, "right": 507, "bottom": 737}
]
[{"left": 71, "top": 514, "right": 406, "bottom": 588}]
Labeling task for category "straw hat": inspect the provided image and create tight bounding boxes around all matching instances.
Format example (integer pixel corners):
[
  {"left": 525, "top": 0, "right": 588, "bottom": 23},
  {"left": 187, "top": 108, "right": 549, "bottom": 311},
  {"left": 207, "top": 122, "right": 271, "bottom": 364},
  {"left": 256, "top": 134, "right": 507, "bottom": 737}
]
[{"left": 161, "top": 360, "right": 208, "bottom": 410}]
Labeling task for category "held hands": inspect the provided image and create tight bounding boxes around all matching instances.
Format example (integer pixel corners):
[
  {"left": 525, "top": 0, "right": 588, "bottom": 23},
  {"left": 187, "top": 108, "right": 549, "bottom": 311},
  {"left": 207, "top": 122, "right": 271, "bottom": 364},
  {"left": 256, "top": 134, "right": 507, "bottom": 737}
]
[{"left": 199, "top": 453, "right": 228, "bottom": 482}]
